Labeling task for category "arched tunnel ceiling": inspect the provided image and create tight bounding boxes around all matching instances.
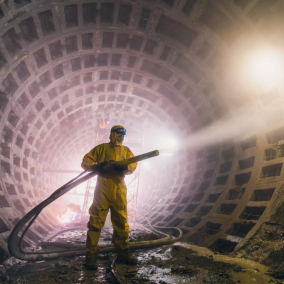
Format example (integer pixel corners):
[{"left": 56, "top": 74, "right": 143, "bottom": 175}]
[{"left": 1, "top": 0, "right": 284, "bottom": 257}]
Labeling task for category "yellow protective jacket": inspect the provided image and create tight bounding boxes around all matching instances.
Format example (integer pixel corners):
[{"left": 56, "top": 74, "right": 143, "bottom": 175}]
[
  {"left": 81, "top": 143, "right": 137, "bottom": 192},
  {"left": 82, "top": 142, "right": 137, "bottom": 254}
]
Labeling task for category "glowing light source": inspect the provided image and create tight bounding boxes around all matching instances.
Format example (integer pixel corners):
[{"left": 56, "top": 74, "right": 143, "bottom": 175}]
[
  {"left": 163, "top": 135, "right": 179, "bottom": 149},
  {"left": 159, "top": 153, "right": 174, "bottom": 156},
  {"left": 56, "top": 203, "right": 81, "bottom": 224},
  {"left": 245, "top": 48, "right": 284, "bottom": 91},
  {"left": 143, "top": 128, "right": 180, "bottom": 153}
]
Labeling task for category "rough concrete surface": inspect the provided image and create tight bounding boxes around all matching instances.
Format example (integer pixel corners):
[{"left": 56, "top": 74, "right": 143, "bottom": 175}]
[{"left": 1, "top": 227, "right": 283, "bottom": 284}]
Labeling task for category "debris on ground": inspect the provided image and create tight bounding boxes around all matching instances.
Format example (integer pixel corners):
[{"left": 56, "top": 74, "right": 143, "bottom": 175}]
[{"left": 1, "top": 223, "right": 282, "bottom": 283}]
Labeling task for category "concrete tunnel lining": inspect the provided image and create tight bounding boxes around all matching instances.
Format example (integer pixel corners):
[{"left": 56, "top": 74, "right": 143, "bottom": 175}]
[{"left": 0, "top": 0, "right": 284, "bottom": 267}]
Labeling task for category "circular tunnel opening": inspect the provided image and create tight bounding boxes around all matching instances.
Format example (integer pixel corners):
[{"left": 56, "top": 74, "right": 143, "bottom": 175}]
[{"left": 1, "top": 0, "right": 284, "bottom": 282}]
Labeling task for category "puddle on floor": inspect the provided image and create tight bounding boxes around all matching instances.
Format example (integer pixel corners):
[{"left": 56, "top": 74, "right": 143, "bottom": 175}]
[
  {"left": 114, "top": 242, "right": 283, "bottom": 284},
  {"left": 1, "top": 231, "right": 283, "bottom": 284}
]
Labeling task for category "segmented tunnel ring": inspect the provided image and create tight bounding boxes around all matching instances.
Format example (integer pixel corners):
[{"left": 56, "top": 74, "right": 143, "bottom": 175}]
[{"left": 0, "top": 0, "right": 284, "bottom": 263}]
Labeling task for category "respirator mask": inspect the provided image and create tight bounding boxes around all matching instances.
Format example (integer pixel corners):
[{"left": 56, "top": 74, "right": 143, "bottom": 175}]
[{"left": 111, "top": 128, "right": 126, "bottom": 144}]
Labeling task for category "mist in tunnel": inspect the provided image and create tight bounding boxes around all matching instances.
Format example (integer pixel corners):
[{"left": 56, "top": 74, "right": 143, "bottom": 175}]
[{"left": 1, "top": 0, "right": 284, "bottom": 282}]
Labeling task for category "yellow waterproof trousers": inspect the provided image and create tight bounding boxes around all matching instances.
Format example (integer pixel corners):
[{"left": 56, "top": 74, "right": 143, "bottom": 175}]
[{"left": 86, "top": 177, "right": 129, "bottom": 255}]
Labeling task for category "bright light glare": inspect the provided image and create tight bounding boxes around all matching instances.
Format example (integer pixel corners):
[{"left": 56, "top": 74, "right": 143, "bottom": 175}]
[
  {"left": 140, "top": 160, "right": 152, "bottom": 170},
  {"left": 159, "top": 153, "right": 174, "bottom": 156},
  {"left": 143, "top": 128, "right": 180, "bottom": 153},
  {"left": 246, "top": 49, "right": 284, "bottom": 91},
  {"left": 57, "top": 207, "right": 80, "bottom": 224},
  {"left": 164, "top": 136, "right": 179, "bottom": 149}
]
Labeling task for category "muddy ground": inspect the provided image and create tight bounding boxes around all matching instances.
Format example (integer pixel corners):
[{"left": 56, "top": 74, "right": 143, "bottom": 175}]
[
  {"left": 0, "top": 223, "right": 283, "bottom": 284},
  {"left": 115, "top": 245, "right": 244, "bottom": 284},
  {"left": 236, "top": 201, "right": 284, "bottom": 281},
  {"left": 1, "top": 243, "right": 282, "bottom": 284}
]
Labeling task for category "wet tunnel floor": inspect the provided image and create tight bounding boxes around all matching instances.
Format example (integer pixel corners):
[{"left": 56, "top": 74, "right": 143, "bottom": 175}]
[{"left": 1, "top": 243, "right": 283, "bottom": 284}]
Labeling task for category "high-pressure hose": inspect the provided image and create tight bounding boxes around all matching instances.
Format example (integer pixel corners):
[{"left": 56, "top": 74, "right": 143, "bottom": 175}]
[
  {"left": 8, "top": 170, "right": 95, "bottom": 260},
  {"left": 40, "top": 221, "right": 183, "bottom": 253},
  {"left": 8, "top": 150, "right": 183, "bottom": 261},
  {"left": 41, "top": 221, "right": 182, "bottom": 284}
]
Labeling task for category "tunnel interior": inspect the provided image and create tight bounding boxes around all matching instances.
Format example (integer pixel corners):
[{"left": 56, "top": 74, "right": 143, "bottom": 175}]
[{"left": 1, "top": 0, "right": 284, "bottom": 283}]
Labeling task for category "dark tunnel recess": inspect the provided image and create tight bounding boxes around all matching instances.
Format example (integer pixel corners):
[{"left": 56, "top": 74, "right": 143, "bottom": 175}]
[
  {"left": 235, "top": 172, "right": 251, "bottom": 186},
  {"left": 239, "top": 206, "right": 266, "bottom": 220},
  {"left": 250, "top": 188, "right": 275, "bottom": 201},
  {"left": 209, "top": 239, "right": 238, "bottom": 254},
  {"left": 261, "top": 164, "right": 282, "bottom": 178},
  {"left": 187, "top": 222, "right": 222, "bottom": 245},
  {"left": 218, "top": 203, "right": 237, "bottom": 215},
  {"left": 227, "top": 222, "right": 256, "bottom": 238},
  {"left": 228, "top": 188, "right": 245, "bottom": 200}
]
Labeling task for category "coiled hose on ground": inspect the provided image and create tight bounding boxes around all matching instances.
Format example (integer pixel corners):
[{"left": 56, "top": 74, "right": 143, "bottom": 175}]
[{"left": 8, "top": 150, "right": 182, "bottom": 263}]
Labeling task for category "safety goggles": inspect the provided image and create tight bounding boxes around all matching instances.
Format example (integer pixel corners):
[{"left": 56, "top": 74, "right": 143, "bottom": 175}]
[{"left": 111, "top": 128, "right": 126, "bottom": 135}]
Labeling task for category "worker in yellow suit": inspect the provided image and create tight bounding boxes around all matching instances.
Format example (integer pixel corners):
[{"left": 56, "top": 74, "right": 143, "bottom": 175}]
[{"left": 81, "top": 125, "right": 138, "bottom": 270}]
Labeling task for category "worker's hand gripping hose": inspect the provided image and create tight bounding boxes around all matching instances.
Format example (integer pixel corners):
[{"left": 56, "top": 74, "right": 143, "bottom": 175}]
[{"left": 8, "top": 151, "right": 162, "bottom": 261}]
